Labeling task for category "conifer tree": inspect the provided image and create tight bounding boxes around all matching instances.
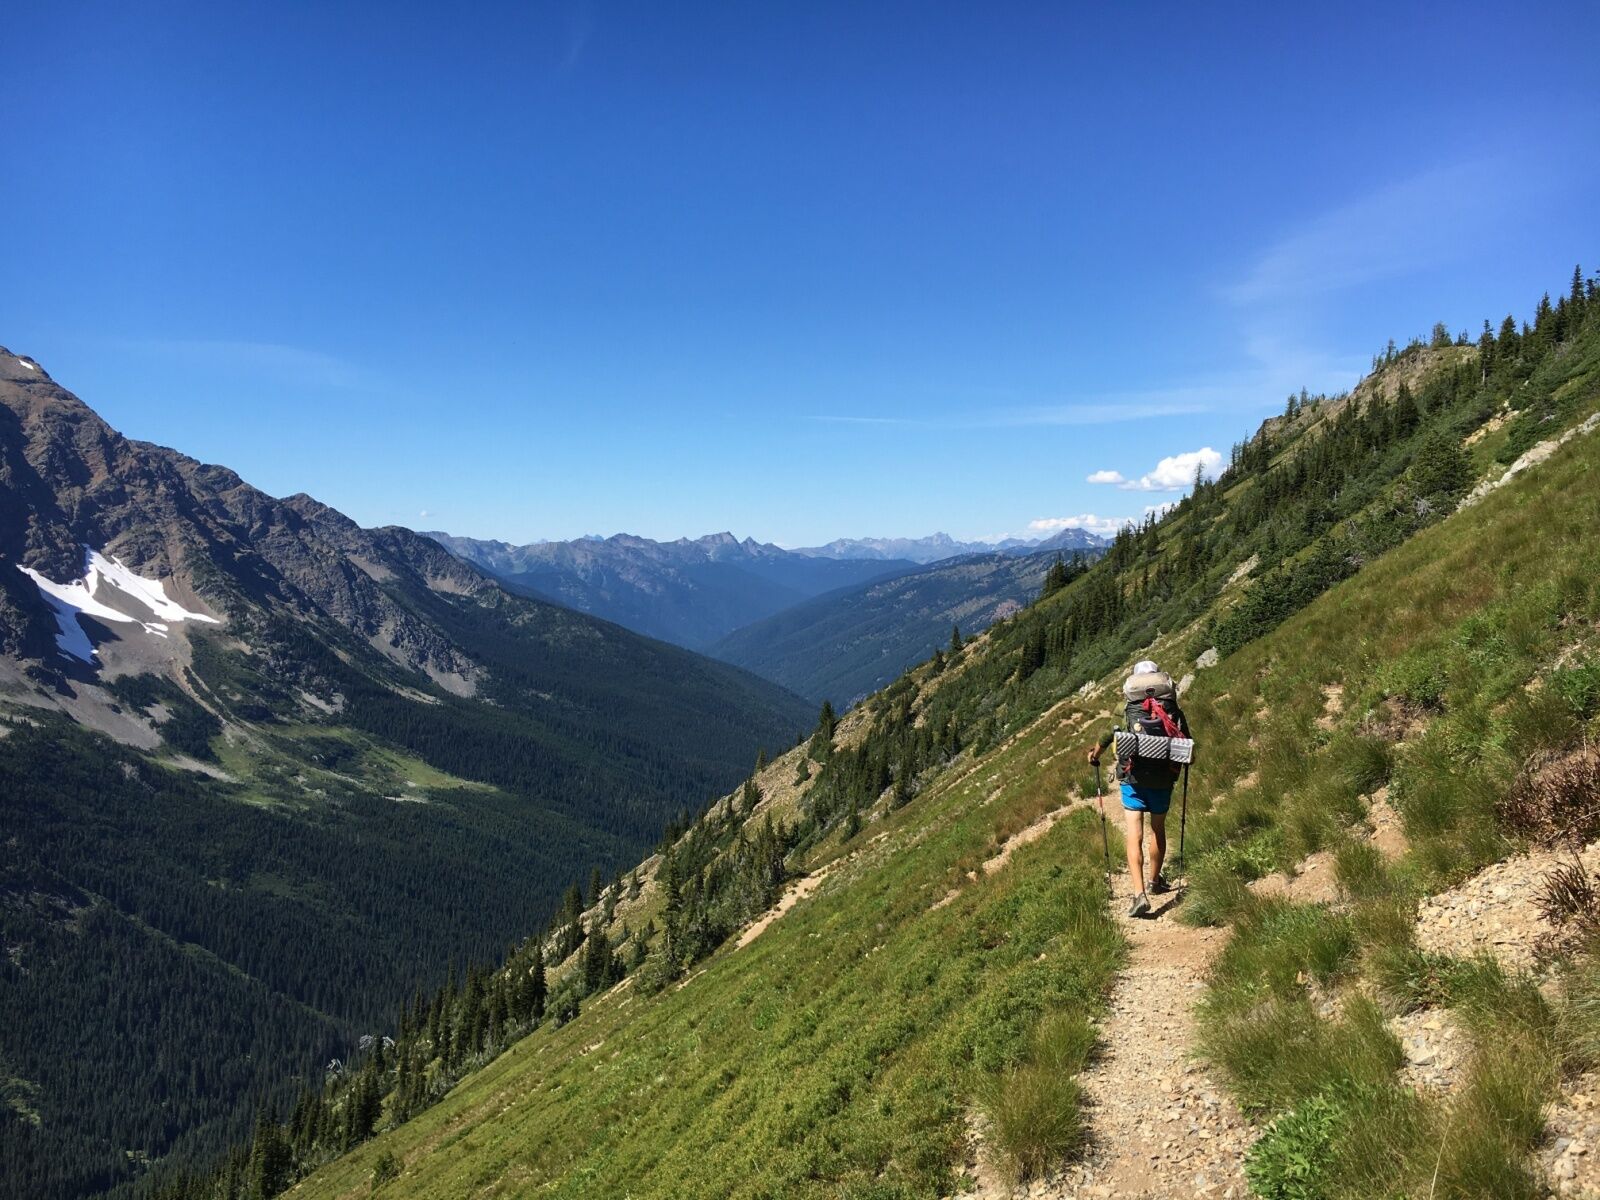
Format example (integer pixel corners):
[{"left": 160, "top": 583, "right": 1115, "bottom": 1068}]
[
  {"left": 949, "top": 624, "right": 962, "bottom": 654},
  {"left": 246, "top": 1111, "right": 291, "bottom": 1200},
  {"left": 528, "top": 942, "right": 547, "bottom": 1022},
  {"left": 1041, "top": 555, "right": 1069, "bottom": 598}
]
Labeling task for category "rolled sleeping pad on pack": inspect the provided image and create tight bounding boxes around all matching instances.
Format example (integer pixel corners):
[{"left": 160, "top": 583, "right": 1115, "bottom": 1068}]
[
  {"left": 1123, "top": 670, "right": 1176, "bottom": 702},
  {"left": 1114, "top": 730, "right": 1195, "bottom": 763}
]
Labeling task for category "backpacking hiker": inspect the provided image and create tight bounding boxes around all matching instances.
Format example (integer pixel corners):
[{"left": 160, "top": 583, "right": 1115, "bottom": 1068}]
[{"left": 1087, "top": 660, "right": 1192, "bottom": 917}]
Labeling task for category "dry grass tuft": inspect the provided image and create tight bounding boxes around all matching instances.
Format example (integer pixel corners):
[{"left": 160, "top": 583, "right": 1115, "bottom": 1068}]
[{"left": 1498, "top": 745, "right": 1600, "bottom": 847}]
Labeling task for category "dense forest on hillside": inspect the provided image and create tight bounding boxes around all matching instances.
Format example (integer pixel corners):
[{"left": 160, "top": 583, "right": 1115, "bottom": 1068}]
[
  {"left": 0, "top": 476, "right": 808, "bottom": 1200},
  {"left": 710, "top": 549, "right": 1079, "bottom": 704},
  {"left": 152, "top": 267, "right": 1597, "bottom": 1200}
]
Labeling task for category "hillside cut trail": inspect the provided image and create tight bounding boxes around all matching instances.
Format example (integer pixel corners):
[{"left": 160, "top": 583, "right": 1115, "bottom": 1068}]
[
  {"left": 1055, "top": 893, "right": 1252, "bottom": 1198},
  {"left": 960, "top": 884, "right": 1252, "bottom": 1199}
]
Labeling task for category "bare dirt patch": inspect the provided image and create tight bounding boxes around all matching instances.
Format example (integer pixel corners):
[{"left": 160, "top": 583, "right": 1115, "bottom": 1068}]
[
  {"left": 735, "top": 866, "right": 835, "bottom": 950},
  {"left": 1416, "top": 839, "right": 1600, "bottom": 974}
]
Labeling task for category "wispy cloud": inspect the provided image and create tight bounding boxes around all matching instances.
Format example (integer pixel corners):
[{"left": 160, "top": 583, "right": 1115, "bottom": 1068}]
[
  {"left": 1223, "top": 159, "right": 1513, "bottom": 305},
  {"left": 808, "top": 397, "right": 1209, "bottom": 430},
  {"left": 556, "top": 1, "right": 594, "bottom": 76},
  {"left": 116, "top": 338, "right": 371, "bottom": 390},
  {"left": 1028, "top": 513, "right": 1135, "bottom": 538}
]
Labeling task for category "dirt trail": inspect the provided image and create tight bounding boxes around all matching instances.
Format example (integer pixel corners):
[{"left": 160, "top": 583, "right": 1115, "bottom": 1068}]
[
  {"left": 1050, "top": 897, "right": 1252, "bottom": 1199},
  {"left": 956, "top": 892, "right": 1252, "bottom": 1199},
  {"left": 735, "top": 867, "right": 832, "bottom": 949}
]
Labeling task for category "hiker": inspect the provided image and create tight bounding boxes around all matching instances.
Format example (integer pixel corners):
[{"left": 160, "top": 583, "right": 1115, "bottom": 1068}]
[{"left": 1087, "top": 659, "right": 1191, "bottom": 917}]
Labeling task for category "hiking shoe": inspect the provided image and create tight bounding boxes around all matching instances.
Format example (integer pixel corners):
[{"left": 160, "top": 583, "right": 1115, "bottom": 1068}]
[
  {"left": 1149, "top": 874, "right": 1171, "bottom": 895},
  {"left": 1128, "top": 892, "right": 1151, "bottom": 918}
]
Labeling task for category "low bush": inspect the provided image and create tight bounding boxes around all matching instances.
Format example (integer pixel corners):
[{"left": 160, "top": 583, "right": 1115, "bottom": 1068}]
[
  {"left": 1332, "top": 840, "right": 1394, "bottom": 902},
  {"left": 975, "top": 1011, "right": 1095, "bottom": 1183},
  {"left": 1199, "top": 994, "right": 1399, "bottom": 1114},
  {"left": 1208, "top": 900, "right": 1356, "bottom": 1004},
  {"left": 1245, "top": 1087, "right": 1347, "bottom": 1200},
  {"left": 1554, "top": 659, "right": 1600, "bottom": 719},
  {"left": 1179, "top": 855, "right": 1256, "bottom": 928},
  {"left": 1339, "top": 735, "right": 1394, "bottom": 797}
]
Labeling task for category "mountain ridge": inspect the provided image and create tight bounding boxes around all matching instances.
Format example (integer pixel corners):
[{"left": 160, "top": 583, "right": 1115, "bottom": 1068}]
[
  {"left": 0, "top": 346, "right": 811, "bottom": 1200},
  {"left": 424, "top": 528, "right": 924, "bottom": 650}
]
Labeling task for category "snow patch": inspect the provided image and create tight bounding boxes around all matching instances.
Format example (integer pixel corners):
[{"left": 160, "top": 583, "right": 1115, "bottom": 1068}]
[
  {"left": 17, "top": 547, "right": 219, "bottom": 664},
  {"left": 16, "top": 358, "right": 37, "bottom": 371}
]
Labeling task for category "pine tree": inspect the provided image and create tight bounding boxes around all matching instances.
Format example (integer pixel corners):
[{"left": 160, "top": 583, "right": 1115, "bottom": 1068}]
[
  {"left": 529, "top": 942, "right": 547, "bottom": 1021},
  {"left": 817, "top": 700, "right": 836, "bottom": 740},
  {"left": 949, "top": 624, "right": 962, "bottom": 654},
  {"left": 581, "top": 919, "right": 614, "bottom": 994},
  {"left": 807, "top": 700, "right": 836, "bottom": 762},
  {"left": 1391, "top": 381, "right": 1420, "bottom": 440},
  {"left": 1408, "top": 428, "right": 1472, "bottom": 505},
  {"left": 1041, "top": 555, "right": 1069, "bottom": 598},
  {"left": 245, "top": 1111, "right": 291, "bottom": 1200},
  {"left": 1018, "top": 627, "right": 1046, "bottom": 680}
]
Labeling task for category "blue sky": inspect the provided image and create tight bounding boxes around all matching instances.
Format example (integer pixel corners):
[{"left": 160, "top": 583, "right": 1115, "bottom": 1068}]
[{"left": 4, "top": 2, "right": 1596, "bottom": 547}]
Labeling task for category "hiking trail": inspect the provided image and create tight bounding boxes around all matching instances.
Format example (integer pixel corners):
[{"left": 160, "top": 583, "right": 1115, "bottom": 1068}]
[
  {"left": 1047, "top": 894, "right": 1252, "bottom": 1199},
  {"left": 957, "top": 888, "right": 1252, "bottom": 1199}
]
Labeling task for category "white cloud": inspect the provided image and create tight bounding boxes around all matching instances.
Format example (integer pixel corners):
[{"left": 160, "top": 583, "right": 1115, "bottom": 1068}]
[
  {"left": 1028, "top": 513, "right": 1134, "bottom": 539},
  {"left": 1088, "top": 447, "right": 1222, "bottom": 492},
  {"left": 419, "top": 509, "right": 431, "bottom": 519}
]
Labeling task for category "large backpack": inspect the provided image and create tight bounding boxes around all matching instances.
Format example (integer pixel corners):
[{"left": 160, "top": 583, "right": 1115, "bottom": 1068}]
[{"left": 1115, "top": 672, "right": 1190, "bottom": 785}]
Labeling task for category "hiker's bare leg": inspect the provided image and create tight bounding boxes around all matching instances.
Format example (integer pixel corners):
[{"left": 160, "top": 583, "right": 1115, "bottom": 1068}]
[
  {"left": 1123, "top": 810, "right": 1146, "bottom": 893},
  {"left": 1148, "top": 813, "right": 1167, "bottom": 883}
]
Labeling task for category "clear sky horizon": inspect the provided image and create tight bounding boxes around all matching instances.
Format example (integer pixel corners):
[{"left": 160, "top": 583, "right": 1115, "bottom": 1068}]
[{"left": 4, "top": 1, "right": 1596, "bottom": 547}]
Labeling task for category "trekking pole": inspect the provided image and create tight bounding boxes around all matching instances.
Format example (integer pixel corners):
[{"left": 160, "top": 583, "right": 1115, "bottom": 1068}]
[
  {"left": 1178, "top": 763, "right": 1190, "bottom": 882},
  {"left": 1095, "top": 762, "right": 1113, "bottom": 898}
]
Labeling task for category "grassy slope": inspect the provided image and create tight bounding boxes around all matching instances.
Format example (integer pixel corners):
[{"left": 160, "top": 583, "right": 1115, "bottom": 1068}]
[
  {"left": 291, "top": 326, "right": 1600, "bottom": 1198},
  {"left": 1172, "top": 414, "right": 1600, "bottom": 1196},
  {"left": 290, "top": 697, "right": 1121, "bottom": 1199}
]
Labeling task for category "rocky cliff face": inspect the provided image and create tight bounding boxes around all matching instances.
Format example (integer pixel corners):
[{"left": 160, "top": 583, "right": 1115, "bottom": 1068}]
[{"left": 0, "top": 346, "right": 485, "bottom": 697}]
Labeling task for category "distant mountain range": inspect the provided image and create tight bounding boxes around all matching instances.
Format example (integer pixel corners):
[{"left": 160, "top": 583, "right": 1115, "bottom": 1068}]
[
  {"left": 422, "top": 531, "right": 920, "bottom": 650},
  {"left": 422, "top": 528, "right": 1108, "bottom": 652},
  {"left": 791, "top": 527, "right": 1104, "bottom": 563},
  {"left": 710, "top": 546, "right": 1101, "bottom": 704}
]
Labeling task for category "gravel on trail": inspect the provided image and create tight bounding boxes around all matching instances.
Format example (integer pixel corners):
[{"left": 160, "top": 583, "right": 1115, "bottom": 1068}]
[
  {"left": 955, "top": 890, "right": 1254, "bottom": 1199},
  {"left": 1415, "top": 839, "right": 1600, "bottom": 974}
]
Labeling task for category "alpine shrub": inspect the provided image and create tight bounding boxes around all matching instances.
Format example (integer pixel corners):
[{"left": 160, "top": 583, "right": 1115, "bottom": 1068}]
[
  {"left": 1244, "top": 1088, "right": 1348, "bottom": 1200},
  {"left": 1554, "top": 660, "right": 1600, "bottom": 719}
]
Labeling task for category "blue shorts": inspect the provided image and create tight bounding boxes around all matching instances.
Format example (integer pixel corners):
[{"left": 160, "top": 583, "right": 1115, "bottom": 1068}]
[{"left": 1120, "top": 782, "right": 1172, "bottom": 814}]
